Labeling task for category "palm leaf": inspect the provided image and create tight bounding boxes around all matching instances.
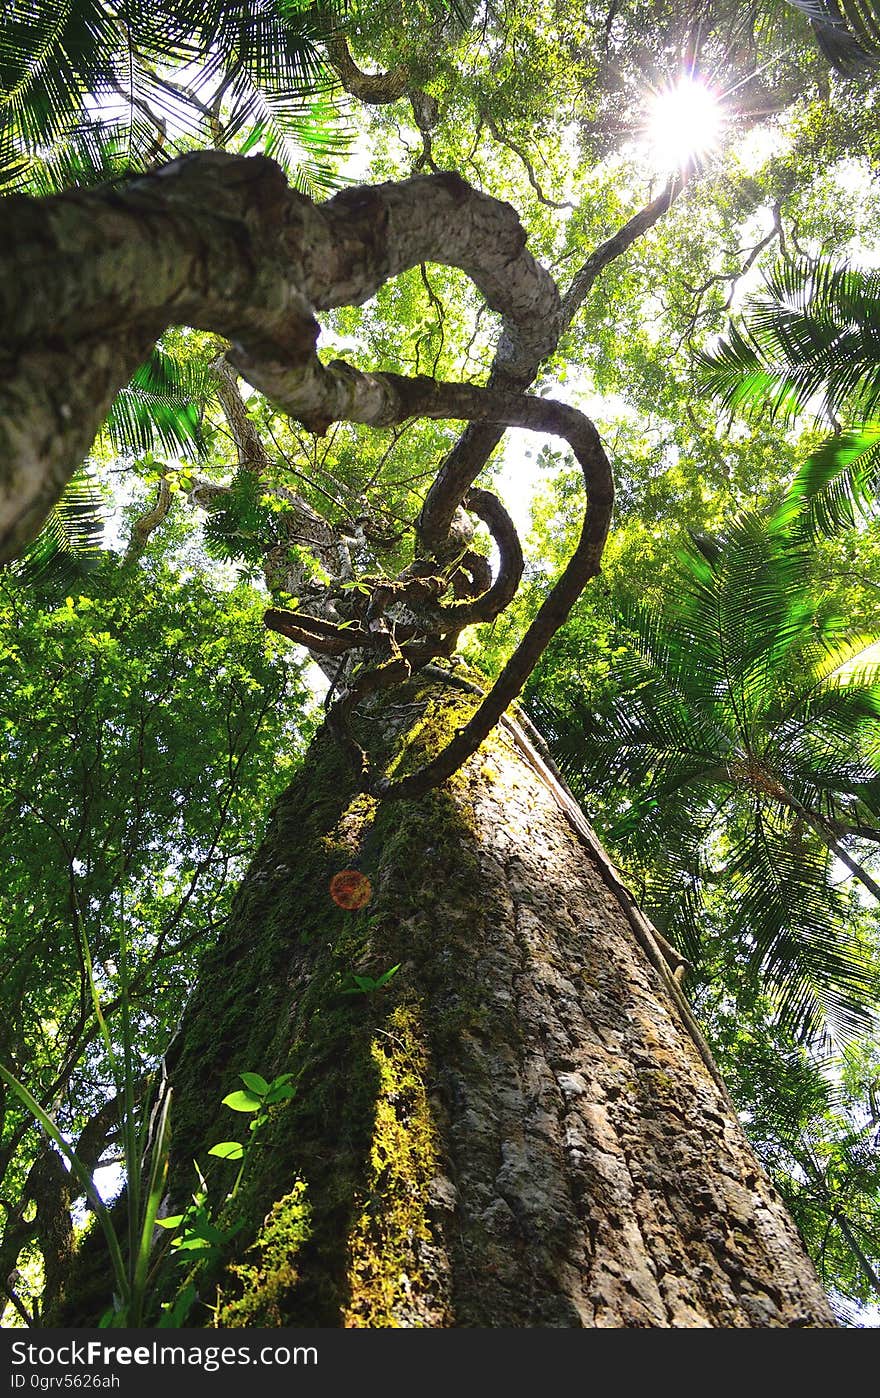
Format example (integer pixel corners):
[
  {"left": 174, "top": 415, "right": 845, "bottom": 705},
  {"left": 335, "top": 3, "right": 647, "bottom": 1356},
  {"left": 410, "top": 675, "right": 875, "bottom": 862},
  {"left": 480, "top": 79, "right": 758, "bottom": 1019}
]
[
  {"left": 0, "top": 0, "right": 119, "bottom": 151},
  {"left": 184, "top": 0, "right": 334, "bottom": 93},
  {"left": 11, "top": 472, "right": 106, "bottom": 586},
  {"left": 10, "top": 112, "right": 159, "bottom": 194},
  {"left": 534, "top": 512, "right": 880, "bottom": 1045},
  {"left": 103, "top": 347, "right": 218, "bottom": 460},
  {"left": 728, "top": 809, "right": 876, "bottom": 1042},
  {"left": 700, "top": 259, "right": 880, "bottom": 429},
  {"left": 697, "top": 323, "right": 807, "bottom": 421},
  {"left": 773, "top": 425, "right": 880, "bottom": 537},
  {"left": 0, "top": 0, "right": 343, "bottom": 189},
  {"left": 225, "top": 84, "right": 352, "bottom": 196},
  {"left": 672, "top": 519, "right": 829, "bottom": 732},
  {"left": 785, "top": 0, "right": 880, "bottom": 74}
]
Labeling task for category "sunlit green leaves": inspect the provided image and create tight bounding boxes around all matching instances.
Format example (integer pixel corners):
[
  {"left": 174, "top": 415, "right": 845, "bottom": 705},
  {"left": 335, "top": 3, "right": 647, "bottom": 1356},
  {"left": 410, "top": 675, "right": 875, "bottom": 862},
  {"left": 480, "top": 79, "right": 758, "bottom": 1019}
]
[
  {"left": 700, "top": 258, "right": 880, "bottom": 427},
  {"left": 0, "top": 558, "right": 314, "bottom": 1302},
  {"left": 103, "top": 346, "right": 218, "bottom": 461},
  {"left": 531, "top": 513, "right": 880, "bottom": 1043},
  {"left": 202, "top": 470, "right": 285, "bottom": 565},
  {"left": 0, "top": 0, "right": 344, "bottom": 190},
  {"left": 11, "top": 467, "right": 107, "bottom": 588}
]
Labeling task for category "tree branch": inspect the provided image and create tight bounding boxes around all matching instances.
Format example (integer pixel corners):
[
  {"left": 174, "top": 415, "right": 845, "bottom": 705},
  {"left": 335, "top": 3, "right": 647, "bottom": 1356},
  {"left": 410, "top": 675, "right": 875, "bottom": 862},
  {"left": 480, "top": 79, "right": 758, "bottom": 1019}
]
[
  {"left": 482, "top": 112, "right": 573, "bottom": 210},
  {"left": 325, "top": 34, "right": 410, "bottom": 104},
  {"left": 0, "top": 155, "right": 560, "bottom": 563},
  {"left": 417, "top": 171, "right": 688, "bottom": 550},
  {"left": 123, "top": 477, "right": 173, "bottom": 566},
  {"left": 1, "top": 154, "right": 619, "bottom": 804},
  {"left": 313, "top": 379, "right": 613, "bottom": 799}
]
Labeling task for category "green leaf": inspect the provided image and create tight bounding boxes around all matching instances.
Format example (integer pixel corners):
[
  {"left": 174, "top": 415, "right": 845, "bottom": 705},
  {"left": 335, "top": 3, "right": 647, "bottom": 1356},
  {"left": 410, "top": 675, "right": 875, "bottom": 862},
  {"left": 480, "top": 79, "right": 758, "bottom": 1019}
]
[
  {"left": 178, "top": 1216, "right": 228, "bottom": 1245},
  {"left": 14, "top": 469, "right": 107, "bottom": 589},
  {"left": 371, "top": 964, "right": 401, "bottom": 989},
  {"left": 171, "top": 1237, "right": 217, "bottom": 1254},
  {"left": 158, "top": 1283, "right": 198, "bottom": 1328},
  {"left": 208, "top": 1140, "right": 246, "bottom": 1160},
  {"left": 104, "top": 345, "right": 217, "bottom": 461},
  {"left": 239, "top": 1071, "right": 270, "bottom": 1096},
  {"left": 221, "top": 1089, "right": 263, "bottom": 1113},
  {"left": 264, "top": 1083, "right": 297, "bottom": 1104}
]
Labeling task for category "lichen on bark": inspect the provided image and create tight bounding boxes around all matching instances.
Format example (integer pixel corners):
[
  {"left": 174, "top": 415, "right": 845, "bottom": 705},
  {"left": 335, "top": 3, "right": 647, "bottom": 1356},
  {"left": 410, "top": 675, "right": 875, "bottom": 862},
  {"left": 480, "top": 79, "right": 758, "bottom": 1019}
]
[{"left": 51, "top": 675, "right": 838, "bottom": 1328}]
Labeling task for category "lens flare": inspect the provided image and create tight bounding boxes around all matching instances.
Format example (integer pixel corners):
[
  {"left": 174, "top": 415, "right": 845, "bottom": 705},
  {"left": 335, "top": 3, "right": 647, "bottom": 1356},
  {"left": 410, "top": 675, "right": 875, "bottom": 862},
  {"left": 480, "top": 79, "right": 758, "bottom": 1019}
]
[
  {"left": 330, "top": 869, "right": 372, "bottom": 910},
  {"left": 645, "top": 77, "right": 724, "bottom": 170}
]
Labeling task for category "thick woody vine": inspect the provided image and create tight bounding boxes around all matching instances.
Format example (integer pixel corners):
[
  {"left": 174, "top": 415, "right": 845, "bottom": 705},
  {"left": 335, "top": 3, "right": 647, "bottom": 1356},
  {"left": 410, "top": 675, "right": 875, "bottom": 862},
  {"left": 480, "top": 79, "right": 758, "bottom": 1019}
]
[{"left": 0, "top": 151, "right": 633, "bottom": 801}]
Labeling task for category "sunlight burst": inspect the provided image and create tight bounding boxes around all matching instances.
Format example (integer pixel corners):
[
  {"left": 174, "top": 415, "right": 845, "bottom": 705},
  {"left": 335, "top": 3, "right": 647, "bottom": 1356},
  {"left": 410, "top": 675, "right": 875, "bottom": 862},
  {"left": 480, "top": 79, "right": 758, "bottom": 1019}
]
[{"left": 645, "top": 77, "right": 724, "bottom": 171}]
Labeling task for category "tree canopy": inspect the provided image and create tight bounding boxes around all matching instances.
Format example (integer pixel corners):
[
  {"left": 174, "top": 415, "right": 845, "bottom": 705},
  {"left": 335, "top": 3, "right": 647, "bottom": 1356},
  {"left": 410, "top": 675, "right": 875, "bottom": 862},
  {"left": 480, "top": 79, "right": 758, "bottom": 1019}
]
[{"left": 2, "top": 0, "right": 880, "bottom": 1327}]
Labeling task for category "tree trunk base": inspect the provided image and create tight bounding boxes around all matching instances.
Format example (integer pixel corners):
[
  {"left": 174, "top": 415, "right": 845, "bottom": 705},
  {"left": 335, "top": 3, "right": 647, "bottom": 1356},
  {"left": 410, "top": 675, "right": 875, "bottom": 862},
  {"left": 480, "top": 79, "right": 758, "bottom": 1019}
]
[{"left": 53, "top": 678, "right": 837, "bottom": 1327}]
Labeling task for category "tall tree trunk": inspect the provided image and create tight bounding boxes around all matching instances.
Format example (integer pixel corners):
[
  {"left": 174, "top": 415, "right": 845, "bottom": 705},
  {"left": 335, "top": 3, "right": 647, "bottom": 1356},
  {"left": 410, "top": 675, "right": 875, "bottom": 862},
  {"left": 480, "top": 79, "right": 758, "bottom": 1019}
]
[{"left": 53, "top": 677, "right": 836, "bottom": 1327}]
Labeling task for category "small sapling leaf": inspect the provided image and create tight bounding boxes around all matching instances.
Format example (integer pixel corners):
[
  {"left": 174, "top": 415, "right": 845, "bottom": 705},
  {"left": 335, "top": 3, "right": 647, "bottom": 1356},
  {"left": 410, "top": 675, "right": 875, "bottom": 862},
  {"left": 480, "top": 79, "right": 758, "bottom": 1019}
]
[
  {"left": 208, "top": 1141, "right": 245, "bottom": 1160},
  {"left": 239, "top": 1071, "right": 269, "bottom": 1096},
  {"left": 222, "top": 1089, "right": 263, "bottom": 1113}
]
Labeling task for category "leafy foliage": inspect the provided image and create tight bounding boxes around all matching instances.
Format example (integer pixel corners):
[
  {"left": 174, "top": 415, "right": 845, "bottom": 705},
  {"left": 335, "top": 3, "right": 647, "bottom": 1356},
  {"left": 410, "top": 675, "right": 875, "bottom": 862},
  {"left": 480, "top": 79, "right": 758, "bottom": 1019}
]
[
  {"left": 0, "top": 0, "right": 343, "bottom": 190},
  {"left": 104, "top": 346, "right": 218, "bottom": 462},
  {"left": 531, "top": 514, "right": 880, "bottom": 1042},
  {"left": 700, "top": 258, "right": 880, "bottom": 425},
  {"left": 202, "top": 470, "right": 286, "bottom": 566},
  {"left": 786, "top": 0, "right": 880, "bottom": 75},
  {"left": 0, "top": 559, "right": 314, "bottom": 1320},
  {"left": 700, "top": 256, "right": 880, "bottom": 534},
  {"left": 10, "top": 469, "right": 107, "bottom": 588}
]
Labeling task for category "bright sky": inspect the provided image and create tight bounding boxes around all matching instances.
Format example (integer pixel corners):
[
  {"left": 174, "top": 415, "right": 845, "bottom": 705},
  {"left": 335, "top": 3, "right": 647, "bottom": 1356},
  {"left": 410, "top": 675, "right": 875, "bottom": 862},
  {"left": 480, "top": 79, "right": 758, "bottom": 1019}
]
[{"left": 644, "top": 77, "right": 725, "bottom": 172}]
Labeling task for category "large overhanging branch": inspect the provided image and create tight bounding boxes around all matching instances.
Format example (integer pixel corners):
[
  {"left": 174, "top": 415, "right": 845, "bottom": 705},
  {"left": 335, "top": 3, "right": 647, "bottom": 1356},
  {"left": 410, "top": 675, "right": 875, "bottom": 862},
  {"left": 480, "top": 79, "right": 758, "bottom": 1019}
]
[
  {"left": 1, "top": 151, "right": 615, "bottom": 801},
  {"left": 0, "top": 152, "right": 560, "bottom": 563}
]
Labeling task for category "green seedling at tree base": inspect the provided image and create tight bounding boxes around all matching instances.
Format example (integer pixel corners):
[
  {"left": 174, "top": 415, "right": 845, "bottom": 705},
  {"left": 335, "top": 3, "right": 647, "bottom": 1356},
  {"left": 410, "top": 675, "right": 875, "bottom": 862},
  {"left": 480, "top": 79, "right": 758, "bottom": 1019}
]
[
  {"left": 152, "top": 1071, "right": 296, "bottom": 1321},
  {"left": 209, "top": 1070, "right": 296, "bottom": 1190}
]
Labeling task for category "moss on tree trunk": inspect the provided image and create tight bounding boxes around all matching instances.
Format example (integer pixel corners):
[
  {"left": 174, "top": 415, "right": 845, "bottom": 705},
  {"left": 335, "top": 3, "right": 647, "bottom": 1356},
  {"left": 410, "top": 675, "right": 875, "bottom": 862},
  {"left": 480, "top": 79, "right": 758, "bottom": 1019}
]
[{"left": 53, "top": 677, "right": 836, "bottom": 1327}]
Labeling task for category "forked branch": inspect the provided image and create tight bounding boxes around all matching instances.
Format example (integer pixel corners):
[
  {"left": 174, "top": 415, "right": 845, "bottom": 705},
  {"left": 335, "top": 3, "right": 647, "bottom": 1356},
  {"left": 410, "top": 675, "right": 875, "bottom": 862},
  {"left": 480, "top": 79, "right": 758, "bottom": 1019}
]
[{"left": 1, "top": 153, "right": 627, "bottom": 800}]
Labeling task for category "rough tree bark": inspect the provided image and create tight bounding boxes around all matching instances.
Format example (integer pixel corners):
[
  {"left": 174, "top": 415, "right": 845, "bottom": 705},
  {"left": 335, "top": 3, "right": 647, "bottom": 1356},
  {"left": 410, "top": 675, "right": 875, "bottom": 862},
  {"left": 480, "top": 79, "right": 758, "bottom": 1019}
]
[
  {"left": 52, "top": 677, "right": 837, "bottom": 1328},
  {"left": 0, "top": 153, "right": 561, "bottom": 563}
]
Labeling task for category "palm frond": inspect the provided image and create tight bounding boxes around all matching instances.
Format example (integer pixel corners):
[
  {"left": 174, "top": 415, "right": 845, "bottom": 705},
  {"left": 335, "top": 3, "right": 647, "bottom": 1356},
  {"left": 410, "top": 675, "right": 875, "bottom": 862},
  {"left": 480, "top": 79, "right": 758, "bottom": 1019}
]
[
  {"left": 227, "top": 86, "right": 352, "bottom": 196},
  {"left": 697, "top": 324, "right": 806, "bottom": 421},
  {"left": 0, "top": 125, "right": 30, "bottom": 187},
  {"left": 0, "top": 0, "right": 119, "bottom": 151},
  {"left": 674, "top": 518, "right": 828, "bottom": 730},
  {"left": 773, "top": 425, "right": 880, "bottom": 537},
  {"left": 10, "top": 473, "right": 107, "bottom": 587},
  {"left": 700, "top": 258, "right": 880, "bottom": 429},
  {"left": 785, "top": 0, "right": 880, "bottom": 75},
  {"left": 0, "top": 0, "right": 343, "bottom": 191},
  {"left": 190, "top": 0, "right": 335, "bottom": 96},
  {"left": 202, "top": 469, "right": 277, "bottom": 564},
  {"left": 103, "top": 347, "right": 218, "bottom": 460},
  {"left": 729, "top": 810, "right": 877, "bottom": 1042},
  {"left": 536, "top": 510, "right": 880, "bottom": 1047},
  {"left": 9, "top": 113, "right": 158, "bottom": 193}
]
